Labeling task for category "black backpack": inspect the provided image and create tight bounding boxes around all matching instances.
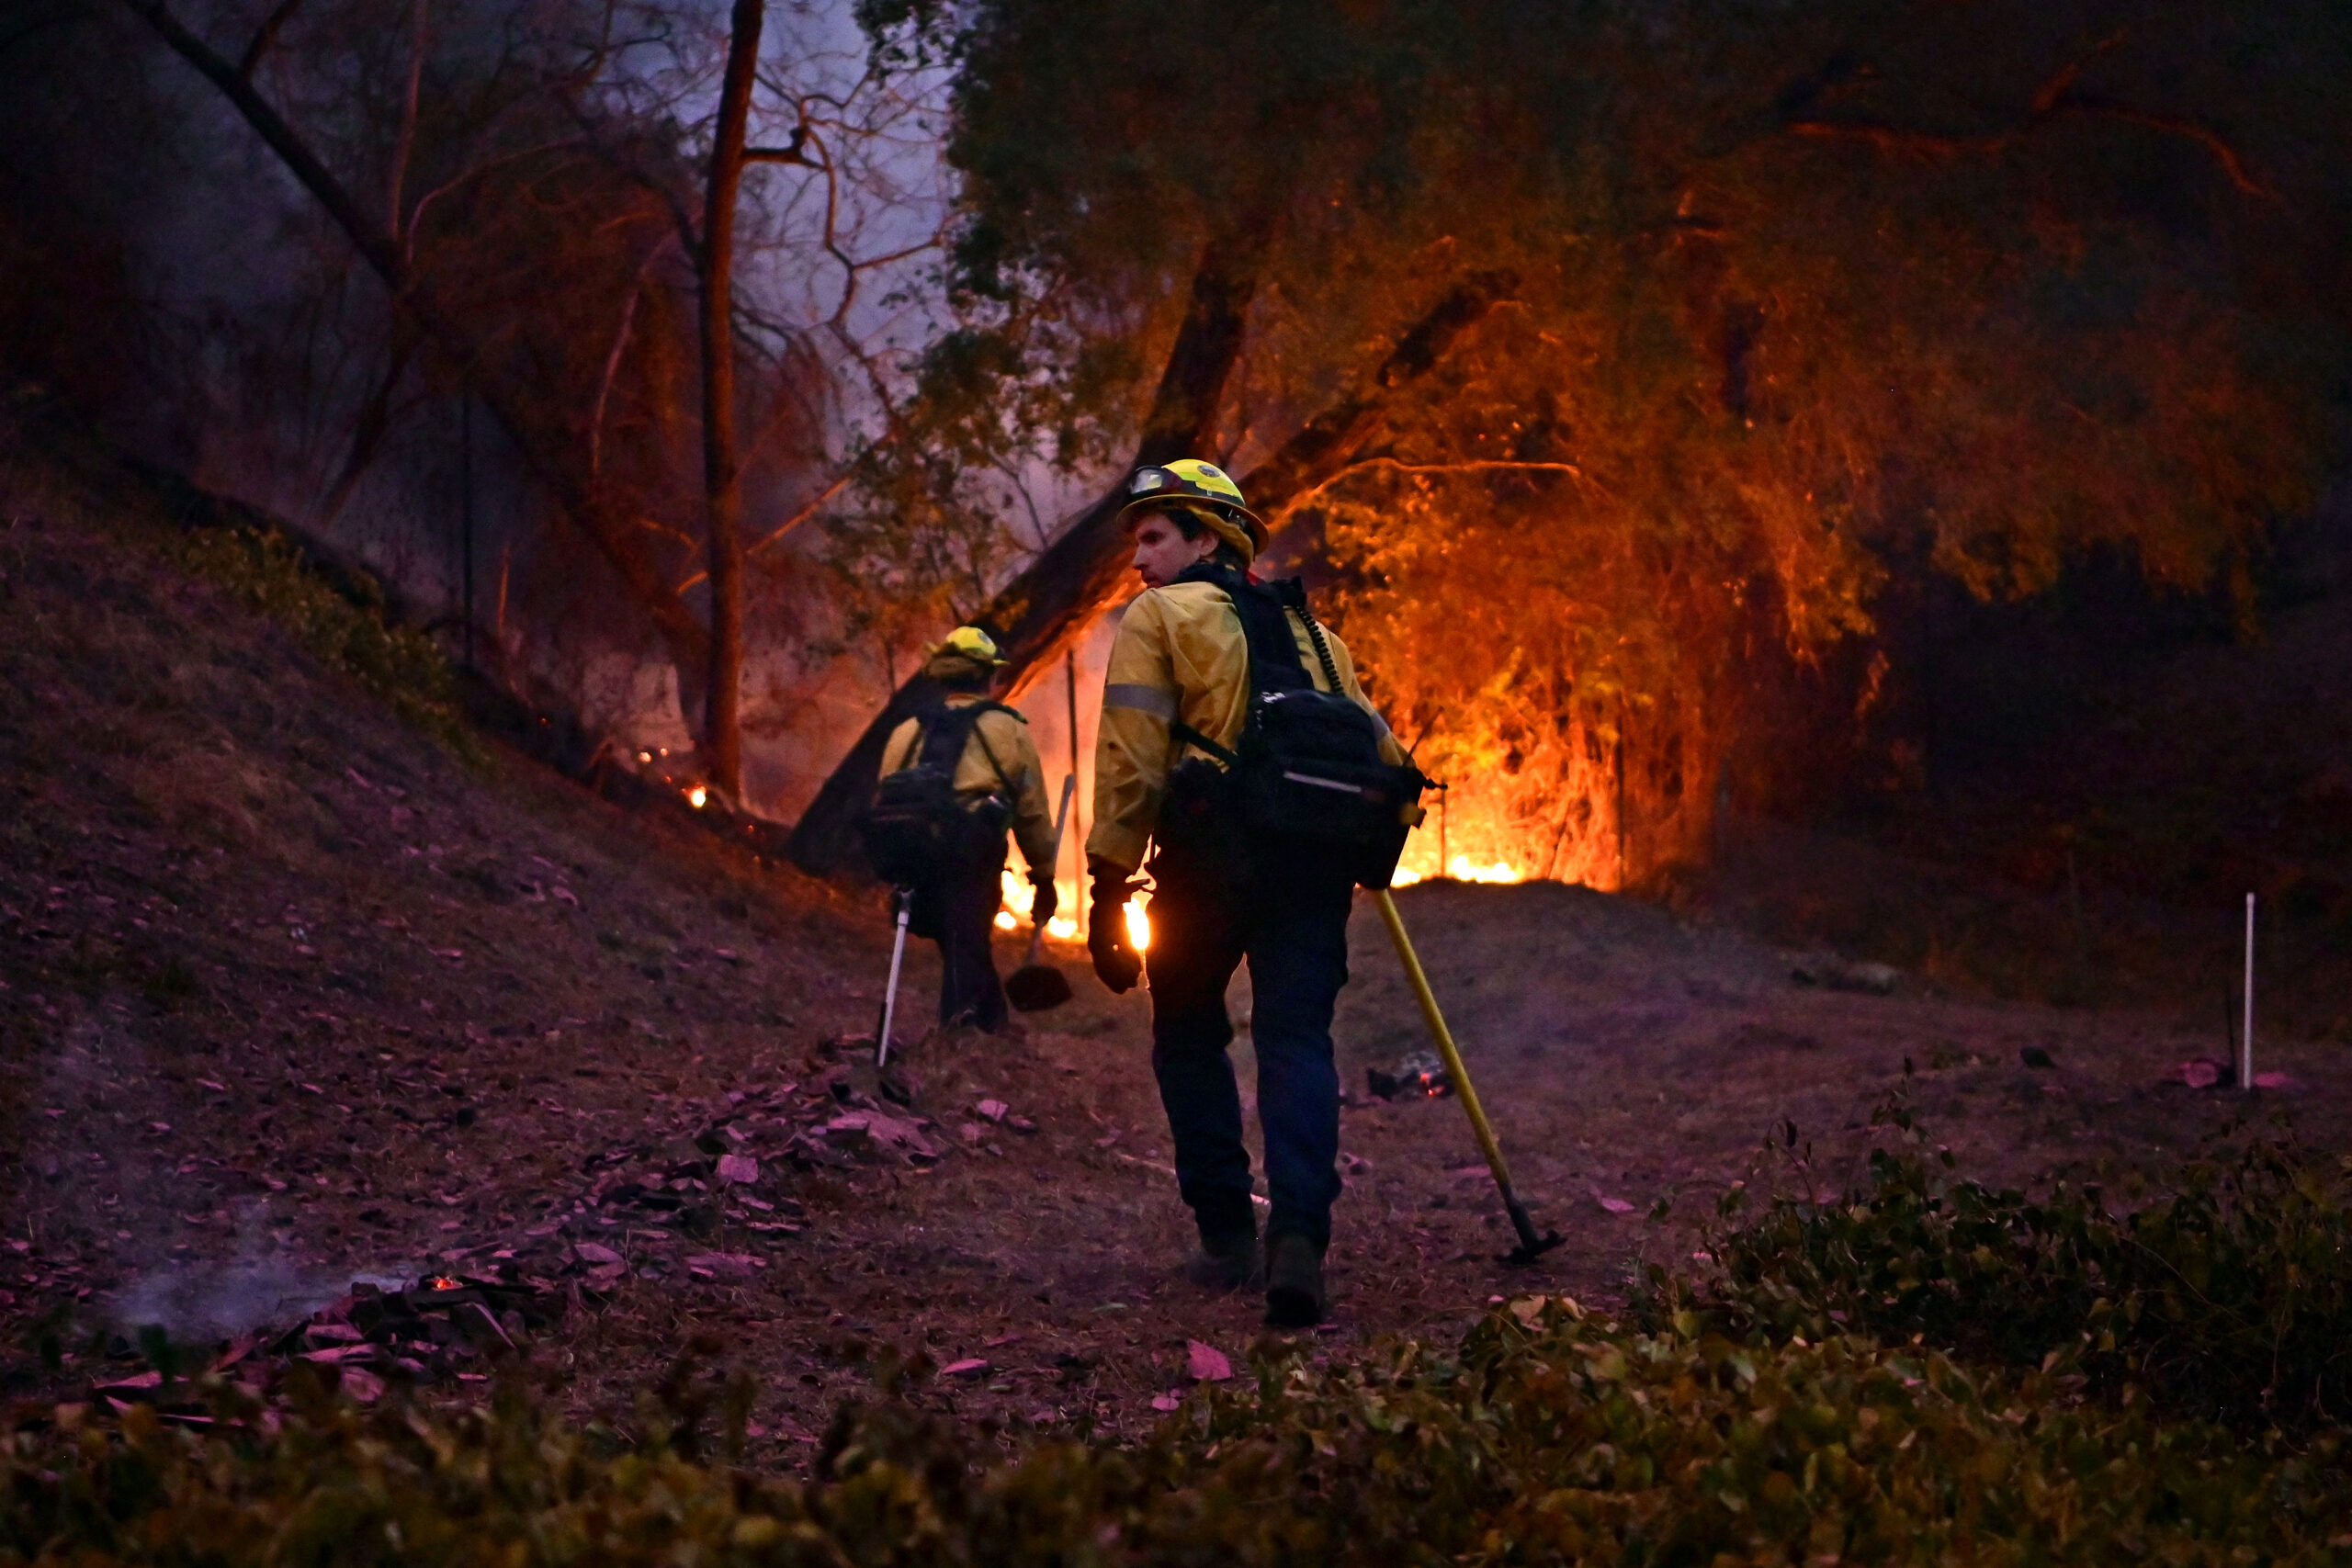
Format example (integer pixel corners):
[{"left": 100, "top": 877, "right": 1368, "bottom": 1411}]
[
  {"left": 859, "top": 701, "right": 1019, "bottom": 886},
  {"left": 1161, "top": 566, "right": 1426, "bottom": 889}
]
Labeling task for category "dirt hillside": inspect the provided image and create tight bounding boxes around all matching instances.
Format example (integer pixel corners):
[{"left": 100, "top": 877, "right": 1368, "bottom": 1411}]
[{"left": 6, "top": 416, "right": 2349, "bottom": 1462}]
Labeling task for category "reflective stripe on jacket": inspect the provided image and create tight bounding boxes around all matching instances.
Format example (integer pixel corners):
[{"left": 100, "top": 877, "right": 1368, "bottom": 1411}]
[
  {"left": 879, "top": 696, "right": 1058, "bottom": 875},
  {"left": 1086, "top": 581, "right": 1404, "bottom": 874}
]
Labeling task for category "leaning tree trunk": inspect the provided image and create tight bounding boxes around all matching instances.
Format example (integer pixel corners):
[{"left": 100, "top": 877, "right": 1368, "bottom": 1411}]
[
  {"left": 122, "top": 0, "right": 715, "bottom": 696},
  {"left": 782, "top": 233, "right": 1267, "bottom": 874},
  {"left": 782, "top": 267, "right": 1517, "bottom": 877}
]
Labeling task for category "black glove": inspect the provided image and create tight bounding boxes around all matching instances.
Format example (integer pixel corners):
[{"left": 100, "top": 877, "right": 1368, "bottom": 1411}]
[
  {"left": 1030, "top": 874, "right": 1057, "bottom": 928},
  {"left": 1086, "top": 857, "right": 1145, "bottom": 994}
]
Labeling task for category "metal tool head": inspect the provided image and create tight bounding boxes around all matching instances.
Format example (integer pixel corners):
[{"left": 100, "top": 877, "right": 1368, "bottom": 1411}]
[
  {"left": 1501, "top": 1228, "right": 1566, "bottom": 1268},
  {"left": 1499, "top": 1195, "right": 1564, "bottom": 1267},
  {"left": 1004, "top": 963, "right": 1073, "bottom": 1012}
]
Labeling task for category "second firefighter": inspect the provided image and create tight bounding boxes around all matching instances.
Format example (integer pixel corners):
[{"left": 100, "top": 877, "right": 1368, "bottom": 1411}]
[{"left": 871, "top": 626, "right": 1058, "bottom": 1034}]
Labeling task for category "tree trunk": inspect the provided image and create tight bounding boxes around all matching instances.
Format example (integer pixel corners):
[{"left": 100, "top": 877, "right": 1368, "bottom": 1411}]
[
  {"left": 122, "top": 0, "right": 715, "bottom": 694},
  {"left": 782, "top": 265, "right": 1515, "bottom": 877},
  {"left": 695, "top": 0, "right": 761, "bottom": 800}
]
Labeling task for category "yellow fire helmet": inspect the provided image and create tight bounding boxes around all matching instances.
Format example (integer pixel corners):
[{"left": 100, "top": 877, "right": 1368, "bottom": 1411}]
[
  {"left": 934, "top": 625, "right": 1005, "bottom": 667},
  {"left": 1117, "top": 457, "right": 1269, "bottom": 558}
]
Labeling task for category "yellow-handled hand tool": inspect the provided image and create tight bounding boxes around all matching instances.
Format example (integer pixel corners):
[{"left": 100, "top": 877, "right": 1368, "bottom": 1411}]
[{"left": 1373, "top": 889, "right": 1563, "bottom": 1266}]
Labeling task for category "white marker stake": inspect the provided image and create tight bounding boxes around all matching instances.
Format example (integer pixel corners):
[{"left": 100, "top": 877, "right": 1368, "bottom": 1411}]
[{"left": 2242, "top": 893, "right": 2256, "bottom": 1092}]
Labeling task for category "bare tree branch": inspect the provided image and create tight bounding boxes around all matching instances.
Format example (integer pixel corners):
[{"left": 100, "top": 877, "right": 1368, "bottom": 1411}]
[
  {"left": 743, "top": 123, "right": 811, "bottom": 164},
  {"left": 311, "top": 330, "right": 416, "bottom": 529},
  {"left": 2067, "top": 103, "right": 2273, "bottom": 198},
  {"left": 1785, "top": 106, "right": 2273, "bottom": 198},
  {"left": 236, "top": 0, "right": 306, "bottom": 78},
  {"left": 120, "top": 0, "right": 716, "bottom": 675},
  {"left": 589, "top": 240, "right": 669, "bottom": 479},
  {"left": 1780, "top": 31, "right": 2273, "bottom": 200},
  {"left": 384, "top": 0, "right": 428, "bottom": 238},
  {"left": 401, "top": 137, "right": 596, "bottom": 266},
  {"left": 745, "top": 471, "right": 852, "bottom": 556}
]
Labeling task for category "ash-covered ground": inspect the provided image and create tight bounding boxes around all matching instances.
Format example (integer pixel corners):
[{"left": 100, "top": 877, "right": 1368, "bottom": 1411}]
[{"left": 7, "top": 436, "right": 2347, "bottom": 1463}]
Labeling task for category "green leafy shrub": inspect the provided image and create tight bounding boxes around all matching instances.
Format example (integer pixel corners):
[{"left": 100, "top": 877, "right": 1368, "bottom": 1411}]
[
  {"left": 11, "top": 1308, "right": 2352, "bottom": 1565},
  {"left": 1666, "top": 1102, "right": 2352, "bottom": 1430},
  {"left": 2, "top": 389, "right": 473, "bottom": 757},
  {"left": 161, "top": 523, "right": 476, "bottom": 757}
]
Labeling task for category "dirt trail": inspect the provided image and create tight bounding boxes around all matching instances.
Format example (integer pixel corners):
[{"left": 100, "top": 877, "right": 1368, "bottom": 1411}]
[{"left": 6, "top": 437, "right": 2348, "bottom": 1462}]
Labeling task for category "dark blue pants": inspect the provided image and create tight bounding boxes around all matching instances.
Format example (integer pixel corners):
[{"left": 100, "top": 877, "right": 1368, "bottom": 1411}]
[
  {"left": 1143, "top": 856, "right": 1352, "bottom": 1248},
  {"left": 911, "top": 851, "right": 1008, "bottom": 1033}
]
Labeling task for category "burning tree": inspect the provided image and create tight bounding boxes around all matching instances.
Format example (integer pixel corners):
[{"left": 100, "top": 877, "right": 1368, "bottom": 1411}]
[
  {"left": 786, "top": 0, "right": 2342, "bottom": 886},
  {"left": 10, "top": 0, "right": 2344, "bottom": 870}
]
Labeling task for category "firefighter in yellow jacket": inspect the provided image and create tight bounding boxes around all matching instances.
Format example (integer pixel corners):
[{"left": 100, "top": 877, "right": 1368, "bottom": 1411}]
[
  {"left": 1086, "top": 459, "right": 1409, "bottom": 1326},
  {"left": 877, "top": 626, "right": 1057, "bottom": 1033}
]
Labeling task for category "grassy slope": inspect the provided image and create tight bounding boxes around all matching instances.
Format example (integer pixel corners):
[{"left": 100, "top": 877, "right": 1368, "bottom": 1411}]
[{"left": 0, "top": 403, "right": 887, "bottom": 1382}]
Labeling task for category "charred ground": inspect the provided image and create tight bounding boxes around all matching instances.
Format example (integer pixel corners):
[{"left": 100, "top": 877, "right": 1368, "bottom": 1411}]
[{"left": 6, "top": 419, "right": 2350, "bottom": 1465}]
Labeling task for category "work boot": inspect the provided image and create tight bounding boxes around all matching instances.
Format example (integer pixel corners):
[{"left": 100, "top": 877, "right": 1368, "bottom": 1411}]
[
  {"left": 1263, "top": 1233, "right": 1327, "bottom": 1328},
  {"left": 1182, "top": 1227, "right": 1260, "bottom": 1292}
]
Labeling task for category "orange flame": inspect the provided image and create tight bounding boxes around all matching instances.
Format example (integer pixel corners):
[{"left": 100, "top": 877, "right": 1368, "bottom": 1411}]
[
  {"left": 1390, "top": 852, "right": 1529, "bottom": 887},
  {"left": 998, "top": 865, "right": 1080, "bottom": 941},
  {"left": 1124, "top": 897, "right": 1151, "bottom": 952}
]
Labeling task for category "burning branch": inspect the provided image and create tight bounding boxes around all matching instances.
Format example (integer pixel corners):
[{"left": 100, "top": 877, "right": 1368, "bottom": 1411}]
[
  {"left": 1784, "top": 108, "right": 2272, "bottom": 199},
  {"left": 1272, "top": 457, "right": 1594, "bottom": 524},
  {"left": 1780, "top": 32, "right": 2274, "bottom": 200}
]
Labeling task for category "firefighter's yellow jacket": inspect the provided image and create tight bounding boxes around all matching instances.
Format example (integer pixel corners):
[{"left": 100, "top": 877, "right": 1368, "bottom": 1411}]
[
  {"left": 879, "top": 696, "right": 1058, "bottom": 876},
  {"left": 1087, "top": 580, "right": 1405, "bottom": 874}
]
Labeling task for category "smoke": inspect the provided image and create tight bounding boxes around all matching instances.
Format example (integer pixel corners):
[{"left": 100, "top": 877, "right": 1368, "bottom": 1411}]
[
  {"left": 25, "top": 1006, "right": 407, "bottom": 1347},
  {"left": 109, "top": 1202, "right": 414, "bottom": 1343}
]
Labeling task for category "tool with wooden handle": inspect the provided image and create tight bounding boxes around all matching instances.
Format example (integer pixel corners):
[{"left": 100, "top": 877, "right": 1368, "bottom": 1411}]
[
  {"left": 1005, "top": 773, "right": 1079, "bottom": 1012},
  {"left": 1373, "top": 889, "right": 1562, "bottom": 1265}
]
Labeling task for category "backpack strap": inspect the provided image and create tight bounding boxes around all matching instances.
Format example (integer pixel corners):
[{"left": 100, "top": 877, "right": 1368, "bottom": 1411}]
[
  {"left": 917, "top": 698, "right": 1022, "bottom": 797},
  {"left": 1168, "top": 719, "right": 1240, "bottom": 770},
  {"left": 1170, "top": 563, "right": 1317, "bottom": 691},
  {"left": 962, "top": 703, "right": 1022, "bottom": 798},
  {"left": 1164, "top": 563, "right": 1329, "bottom": 765},
  {"left": 910, "top": 702, "right": 967, "bottom": 772}
]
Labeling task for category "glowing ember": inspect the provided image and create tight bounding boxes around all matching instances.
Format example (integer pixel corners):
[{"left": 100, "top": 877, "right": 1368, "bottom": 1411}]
[
  {"left": 1366, "top": 1051, "right": 1452, "bottom": 1100},
  {"left": 427, "top": 1276, "right": 460, "bottom": 1291},
  {"left": 686, "top": 784, "right": 708, "bottom": 809}
]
